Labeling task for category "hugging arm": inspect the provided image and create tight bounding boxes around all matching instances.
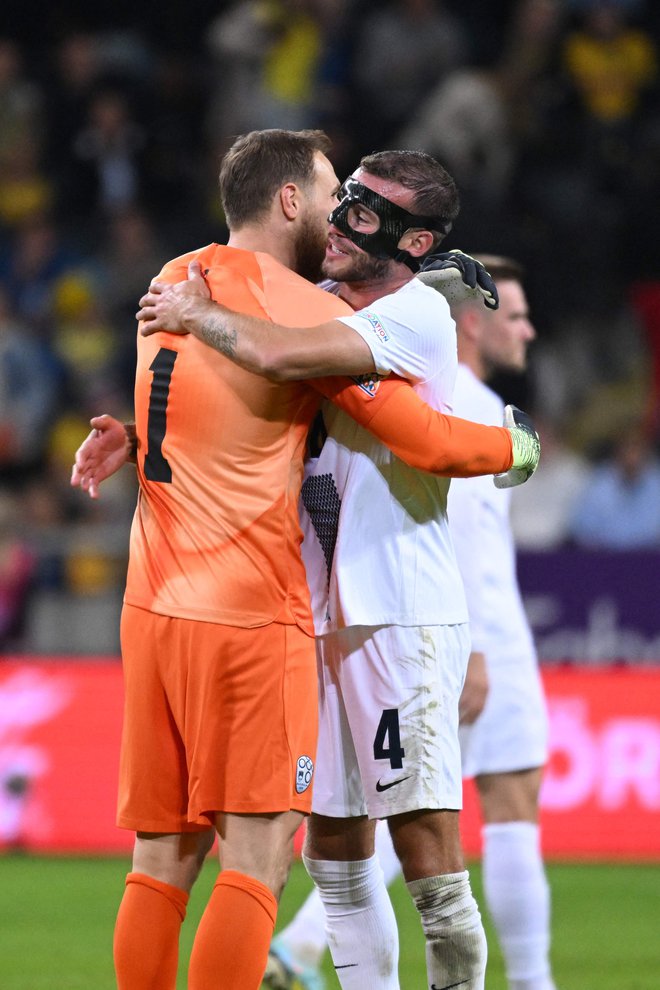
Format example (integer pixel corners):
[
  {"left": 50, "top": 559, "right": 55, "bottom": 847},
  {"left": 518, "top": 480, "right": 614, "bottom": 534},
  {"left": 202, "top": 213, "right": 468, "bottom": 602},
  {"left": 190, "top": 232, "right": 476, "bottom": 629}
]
[
  {"left": 136, "top": 261, "right": 375, "bottom": 381},
  {"left": 313, "top": 375, "right": 514, "bottom": 477}
]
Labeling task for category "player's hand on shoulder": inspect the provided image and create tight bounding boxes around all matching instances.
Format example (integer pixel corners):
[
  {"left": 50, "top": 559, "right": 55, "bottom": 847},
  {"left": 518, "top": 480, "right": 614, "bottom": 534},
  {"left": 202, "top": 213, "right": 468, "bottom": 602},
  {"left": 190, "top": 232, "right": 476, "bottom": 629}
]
[
  {"left": 137, "top": 260, "right": 211, "bottom": 336},
  {"left": 416, "top": 249, "right": 499, "bottom": 310},
  {"left": 494, "top": 404, "right": 540, "bottom": 489}
]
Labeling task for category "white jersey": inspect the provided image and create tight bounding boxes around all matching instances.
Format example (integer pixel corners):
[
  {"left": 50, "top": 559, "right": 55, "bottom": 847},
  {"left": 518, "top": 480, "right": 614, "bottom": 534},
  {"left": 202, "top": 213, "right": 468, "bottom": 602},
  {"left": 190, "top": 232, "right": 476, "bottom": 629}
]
[
  {"left": 448, "top": 364, "right": 536, "bottom": 663},
  {"left": 300, "top": 278, "right": 468, "bottom": 632}
]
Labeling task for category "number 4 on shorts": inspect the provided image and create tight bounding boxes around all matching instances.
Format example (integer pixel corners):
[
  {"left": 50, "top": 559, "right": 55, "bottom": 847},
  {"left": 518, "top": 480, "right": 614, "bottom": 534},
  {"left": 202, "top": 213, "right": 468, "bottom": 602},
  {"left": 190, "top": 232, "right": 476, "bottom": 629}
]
[{"left": 373, "top": 708, "right": 405, "bottom": 769}]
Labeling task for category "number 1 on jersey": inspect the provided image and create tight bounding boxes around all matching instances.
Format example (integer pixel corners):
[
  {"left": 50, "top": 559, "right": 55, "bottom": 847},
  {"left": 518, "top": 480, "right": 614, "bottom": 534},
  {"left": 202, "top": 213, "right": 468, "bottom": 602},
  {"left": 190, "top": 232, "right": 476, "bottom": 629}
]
[{"left": 144, "top": 347, "right": 177, "bottom": 483}]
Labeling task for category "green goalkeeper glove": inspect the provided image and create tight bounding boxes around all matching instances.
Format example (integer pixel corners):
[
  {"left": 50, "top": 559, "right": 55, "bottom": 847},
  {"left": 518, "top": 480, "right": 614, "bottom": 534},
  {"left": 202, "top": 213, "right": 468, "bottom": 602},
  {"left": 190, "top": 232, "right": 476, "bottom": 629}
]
[
  {"left": 416, "top": 249, "right": 499, "bottom": 309},
  {"left": 494, "top": 405, "right": 540, "bottom": 489}
]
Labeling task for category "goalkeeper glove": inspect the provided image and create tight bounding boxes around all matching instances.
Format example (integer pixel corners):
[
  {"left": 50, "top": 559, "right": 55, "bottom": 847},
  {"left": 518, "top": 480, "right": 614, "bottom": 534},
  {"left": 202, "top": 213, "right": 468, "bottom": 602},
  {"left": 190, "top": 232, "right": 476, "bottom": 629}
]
[
  {"left": 494, "top": 404, "right": 540, "bottom": 489},
  {"left": 416, "top": 249, "right": 499, "bottom": 310}
]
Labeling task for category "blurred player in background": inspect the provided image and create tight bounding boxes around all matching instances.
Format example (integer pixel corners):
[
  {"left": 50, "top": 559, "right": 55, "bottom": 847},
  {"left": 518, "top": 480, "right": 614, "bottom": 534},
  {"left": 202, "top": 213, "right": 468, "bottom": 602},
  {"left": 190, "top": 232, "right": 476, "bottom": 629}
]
[
  {"left": 72, "top": 133, "right": 536, "bottom": 990},
  {"left": 450, "top": 255, "right": 555, "bottom": 990},
  {"left": 264, "top": 256, "right": 555, "bottom": 990}
]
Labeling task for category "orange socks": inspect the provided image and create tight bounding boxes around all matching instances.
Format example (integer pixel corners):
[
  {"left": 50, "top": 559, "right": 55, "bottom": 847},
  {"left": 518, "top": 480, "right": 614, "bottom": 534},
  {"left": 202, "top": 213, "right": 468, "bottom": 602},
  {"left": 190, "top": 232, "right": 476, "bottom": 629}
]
[
  {"left": 113, "top": 872, "right": 189, "bottom": 990},
  {"left": 188, "top": 869, "right": 278, "bottom": 990},
  {"left": 113, "top": 869, "right": 276, "bottom": 989}
]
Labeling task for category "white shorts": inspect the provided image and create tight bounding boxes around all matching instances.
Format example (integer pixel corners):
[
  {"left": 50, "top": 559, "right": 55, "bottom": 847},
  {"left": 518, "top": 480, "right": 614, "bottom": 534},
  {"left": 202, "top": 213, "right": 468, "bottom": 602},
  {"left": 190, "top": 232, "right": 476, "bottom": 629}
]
[
  {"left": 460, "top": 654, "right": 549, "bottom": 778},
  {"left": 312, "top": 623, "right": 470, "bottom": 819}
]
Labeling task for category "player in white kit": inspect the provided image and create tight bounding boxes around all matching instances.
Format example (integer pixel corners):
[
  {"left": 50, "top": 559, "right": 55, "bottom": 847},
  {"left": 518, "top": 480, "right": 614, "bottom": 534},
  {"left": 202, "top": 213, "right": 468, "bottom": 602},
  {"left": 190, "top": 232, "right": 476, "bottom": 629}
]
[
  {"left": 267, "top": 257, "right": 556, "bottom": 990},
  {"left": 449, "top": 256, "right": 555, "bottom": 990}
]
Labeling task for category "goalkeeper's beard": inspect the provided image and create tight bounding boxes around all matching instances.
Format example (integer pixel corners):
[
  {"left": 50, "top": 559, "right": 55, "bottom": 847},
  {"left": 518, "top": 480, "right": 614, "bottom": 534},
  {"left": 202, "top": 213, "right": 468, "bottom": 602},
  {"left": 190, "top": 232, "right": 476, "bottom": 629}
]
[{"left": 294, "top": 214, "right": 332, "bottom": 284}]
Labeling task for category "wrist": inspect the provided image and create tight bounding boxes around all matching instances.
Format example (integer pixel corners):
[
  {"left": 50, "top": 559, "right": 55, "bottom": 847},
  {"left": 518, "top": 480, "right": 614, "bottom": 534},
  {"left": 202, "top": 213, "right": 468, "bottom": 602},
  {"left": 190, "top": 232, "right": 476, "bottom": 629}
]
[
  {"left": 183, "top": 297, "right": 217, "bottom": 337},
  {"left": 124, "top": 422, "right": 137, "bottom": 463}
]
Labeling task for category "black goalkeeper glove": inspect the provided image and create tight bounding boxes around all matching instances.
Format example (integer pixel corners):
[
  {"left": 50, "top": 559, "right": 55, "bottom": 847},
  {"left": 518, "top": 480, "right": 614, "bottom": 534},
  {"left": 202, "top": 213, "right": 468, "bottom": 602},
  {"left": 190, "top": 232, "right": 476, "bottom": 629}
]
[{"left": 416, "top": 249, "right": 499, "bottom": 310}]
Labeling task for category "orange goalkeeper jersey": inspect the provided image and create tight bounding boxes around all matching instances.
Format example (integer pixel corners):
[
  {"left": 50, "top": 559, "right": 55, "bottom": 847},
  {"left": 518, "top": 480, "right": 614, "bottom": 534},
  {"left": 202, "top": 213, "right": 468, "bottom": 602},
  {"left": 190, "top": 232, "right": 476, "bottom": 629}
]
[{"left": 123, "top": 244, "right": 513, "bottom": 632}]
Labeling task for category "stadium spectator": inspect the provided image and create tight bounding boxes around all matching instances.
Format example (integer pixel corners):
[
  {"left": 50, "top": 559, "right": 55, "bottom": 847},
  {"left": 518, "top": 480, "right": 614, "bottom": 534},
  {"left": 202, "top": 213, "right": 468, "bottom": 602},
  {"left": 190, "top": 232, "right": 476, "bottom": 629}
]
[
  {"left": 0, "top": 37, "right": 42, "bottom": 166},
  {"left": 0, "top": 490, "right": 35, "bottom": 650},
  {"left": 0, "top": 214, "right": 80, "bottom": 331},
  {"left": 62, "top": 89, "right": 147, "bottom": 222},
  {"left": 544, "top": 0, "right": 659, "bottom": 314},
  {"left": 43, "top": 32, "right": 105, "bottom": 183},
  {"left": 569, "top": 423, "right": 660, "bottom": 548},
  {"left": 0, "top": 286, "right": 62, "bottom": 481},
  {"left": 395, "top": 65, "right": 515, "bottom": 247},
  {"left": 511, "top": 415, "right": 590, "bottom": 549},
  {"left": 350, "top": 0, "right": 469, "bottom": 149},
  {"left": 205, "top": 0, "right": 329, "bottom": 141}
]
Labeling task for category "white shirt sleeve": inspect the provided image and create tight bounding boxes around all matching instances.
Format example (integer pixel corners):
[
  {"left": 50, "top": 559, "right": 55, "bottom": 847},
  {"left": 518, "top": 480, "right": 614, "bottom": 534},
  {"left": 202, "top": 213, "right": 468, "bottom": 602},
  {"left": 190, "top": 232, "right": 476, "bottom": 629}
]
[{"left": 336, "top": 280, "right": 456, "bottom": 382}]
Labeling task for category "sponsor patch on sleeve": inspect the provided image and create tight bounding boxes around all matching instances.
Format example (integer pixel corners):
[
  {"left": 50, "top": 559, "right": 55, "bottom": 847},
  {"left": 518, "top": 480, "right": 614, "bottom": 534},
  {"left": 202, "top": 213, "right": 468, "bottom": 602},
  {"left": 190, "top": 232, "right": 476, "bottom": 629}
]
[{"left": 363, "top": 311, "right": 390, "bottom": 342}]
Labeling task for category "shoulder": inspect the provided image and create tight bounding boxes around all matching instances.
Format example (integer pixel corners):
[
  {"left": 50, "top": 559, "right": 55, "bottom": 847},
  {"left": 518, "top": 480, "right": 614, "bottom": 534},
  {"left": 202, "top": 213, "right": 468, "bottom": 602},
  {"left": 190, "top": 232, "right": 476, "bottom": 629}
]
[
  {"left": 256, "top": 254, "right": 353, "bottom": 323},
  {"left": 359, "top": 279, "right": 452, "bottom": 330},
  {"left": 393, "top": 278, "right": 451, "bottom": 314},
  {"left": 156, "top": 243, "right": 222, "bottom": 284}
]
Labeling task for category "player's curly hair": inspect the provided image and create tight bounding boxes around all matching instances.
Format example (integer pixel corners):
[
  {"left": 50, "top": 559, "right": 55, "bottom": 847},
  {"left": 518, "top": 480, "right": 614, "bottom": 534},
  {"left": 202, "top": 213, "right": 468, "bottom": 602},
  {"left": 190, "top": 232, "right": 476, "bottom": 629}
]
[{"left": 220, "top": 129, "right": 332, "bottom": 229}]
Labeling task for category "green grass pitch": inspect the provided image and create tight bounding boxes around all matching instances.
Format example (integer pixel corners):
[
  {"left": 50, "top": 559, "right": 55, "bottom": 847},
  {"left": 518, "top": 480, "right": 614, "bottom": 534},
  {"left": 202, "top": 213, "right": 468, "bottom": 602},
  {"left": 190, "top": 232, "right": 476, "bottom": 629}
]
[{"left": 1, "top": 854, "right": 659, "bottom": 988}]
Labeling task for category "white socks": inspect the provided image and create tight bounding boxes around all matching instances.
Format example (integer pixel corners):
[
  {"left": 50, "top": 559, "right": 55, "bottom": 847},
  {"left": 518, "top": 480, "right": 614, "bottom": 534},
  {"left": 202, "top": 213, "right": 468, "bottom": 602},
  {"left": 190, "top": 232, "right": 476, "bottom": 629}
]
[
  {"left": 302, "top": 853, "right": 400, "bottom": 988},
  {"left": 482, "top": 822, "right": 556, "bottom": 990},
  {"left": 280, "top": 821, "right": 557, "bottom": 990},
  {"left": 407, "top": 870, "right": 488, "bottom": 989}
]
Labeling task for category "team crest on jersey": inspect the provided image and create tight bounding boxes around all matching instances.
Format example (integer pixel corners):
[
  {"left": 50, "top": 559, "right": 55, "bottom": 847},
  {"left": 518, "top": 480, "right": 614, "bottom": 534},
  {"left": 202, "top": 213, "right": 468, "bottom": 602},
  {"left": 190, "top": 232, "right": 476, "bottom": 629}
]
[
  {"left": 351, "top": 373, "right": 384, "bottom": 397},
  {"left": 295, "top": 755, "right": 314, "bottom": 793}
]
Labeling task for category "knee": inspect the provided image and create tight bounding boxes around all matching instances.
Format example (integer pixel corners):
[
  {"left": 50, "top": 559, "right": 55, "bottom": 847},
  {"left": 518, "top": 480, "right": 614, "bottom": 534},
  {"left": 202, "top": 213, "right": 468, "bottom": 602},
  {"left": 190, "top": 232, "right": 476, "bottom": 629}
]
[
  {"left": 132, "top": 830, "right": 215, "bottom": 893},
  {"left": 388, "top": 811, "right": 464, "bottom": 881},
  {"left": 304, "top": 814, "right": 375, "bottom": 862}
]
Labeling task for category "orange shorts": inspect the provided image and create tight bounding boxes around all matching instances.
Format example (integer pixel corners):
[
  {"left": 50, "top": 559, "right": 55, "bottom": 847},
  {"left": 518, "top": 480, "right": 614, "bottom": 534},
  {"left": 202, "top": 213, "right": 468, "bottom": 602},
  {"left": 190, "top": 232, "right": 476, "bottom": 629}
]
[{"left": 117, "top": 604, "right": 318, "bottom": 832}]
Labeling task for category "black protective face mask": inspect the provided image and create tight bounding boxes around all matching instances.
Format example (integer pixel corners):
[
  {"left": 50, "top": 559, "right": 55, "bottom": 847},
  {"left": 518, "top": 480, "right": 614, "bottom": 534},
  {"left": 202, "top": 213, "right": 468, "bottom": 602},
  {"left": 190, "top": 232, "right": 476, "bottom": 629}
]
[{"left": 328, "top": 176, "right": 452, "bottom": 272}]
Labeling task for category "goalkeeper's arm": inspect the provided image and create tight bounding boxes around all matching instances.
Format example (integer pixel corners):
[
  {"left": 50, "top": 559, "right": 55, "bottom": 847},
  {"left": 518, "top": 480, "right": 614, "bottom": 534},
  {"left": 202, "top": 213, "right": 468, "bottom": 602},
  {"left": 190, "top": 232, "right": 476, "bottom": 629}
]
[
  {"left": 70, "top": 395, "right": 540, "bottom": 498},
  {"left": 315, "top": 376, "right": 539, "bottom": 481}
]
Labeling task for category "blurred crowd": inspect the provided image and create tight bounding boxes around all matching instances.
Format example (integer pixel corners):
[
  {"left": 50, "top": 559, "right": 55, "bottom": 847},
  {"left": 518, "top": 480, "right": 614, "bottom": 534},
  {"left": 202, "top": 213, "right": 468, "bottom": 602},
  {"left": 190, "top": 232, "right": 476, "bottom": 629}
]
[{"left": 1, "top": 0, "right": 660, "bottom": 652}]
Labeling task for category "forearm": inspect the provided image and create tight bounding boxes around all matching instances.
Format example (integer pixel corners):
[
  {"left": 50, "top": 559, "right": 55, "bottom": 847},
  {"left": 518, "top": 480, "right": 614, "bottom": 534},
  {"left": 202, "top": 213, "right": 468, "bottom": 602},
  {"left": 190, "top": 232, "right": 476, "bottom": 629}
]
[
  {"left": 368, "top": 400, "right": 513, "bottom": 476},
  {"left": 316, "top": 376, "right": 513, "bottom": 477},
  {"left": 176, "top": 296, "right": 245, "bottom": 363},
  {"left": 179, "top": 299, "right": 373, "bottom": 381}
]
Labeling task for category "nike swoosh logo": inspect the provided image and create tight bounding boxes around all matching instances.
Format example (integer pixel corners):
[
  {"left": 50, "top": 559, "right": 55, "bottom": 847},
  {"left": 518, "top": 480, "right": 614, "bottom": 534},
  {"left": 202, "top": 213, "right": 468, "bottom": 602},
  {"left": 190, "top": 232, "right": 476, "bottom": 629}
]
[
  {"left": 431, "top": 981, "right": 470, "bottom": 989},
  {"left": 376, "top": 775, "right": 412, "bottom": 792},
  {"left": 335, "top": 964, "right": 358, "bottom": 970}
]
